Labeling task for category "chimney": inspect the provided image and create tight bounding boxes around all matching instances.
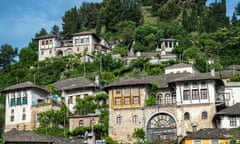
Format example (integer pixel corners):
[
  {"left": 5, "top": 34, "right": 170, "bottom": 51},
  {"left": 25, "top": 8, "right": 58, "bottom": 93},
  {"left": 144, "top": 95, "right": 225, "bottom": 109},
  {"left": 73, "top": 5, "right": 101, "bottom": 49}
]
[
  {"left": 95, "top": 75, "right": 99, "bottom": 86},
  {"left": 211, "top": 69, "right": 215, "bottom": 77}
]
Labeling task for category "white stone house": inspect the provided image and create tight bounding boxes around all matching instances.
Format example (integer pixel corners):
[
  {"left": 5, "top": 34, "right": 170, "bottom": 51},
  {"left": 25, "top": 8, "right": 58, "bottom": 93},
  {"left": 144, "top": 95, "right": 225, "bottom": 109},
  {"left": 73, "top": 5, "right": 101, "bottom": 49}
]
[
  {"left": 104, "top": 64, "right": 224, "bottom": 143},
  {"left": 214, "top": 103, "right": 240, "bottom": 129},
  {"left": 36, "top": 32, "right": 111, "bottom": 61},
  {"left": 53, "top": 77, "right": 100, "bottom": 114},
  {"left": 1, "top": 82, "right": 52, "bottom": 132}
]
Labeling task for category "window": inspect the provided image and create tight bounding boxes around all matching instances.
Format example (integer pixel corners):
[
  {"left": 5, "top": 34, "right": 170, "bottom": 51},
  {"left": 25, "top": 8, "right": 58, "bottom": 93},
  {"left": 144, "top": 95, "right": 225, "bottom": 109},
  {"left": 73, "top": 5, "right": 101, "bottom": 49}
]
[
  {"left": 124, "top": 97, "right": 130, "bottom": 104},
  {"left": 41, "top": 41, "right": 45, "bottom": 45},
  {"left": 133, "top": 96, "right": 140, "bottom": 104},
  {"left": 201, "top": 89, "right": 208, "bottom": 99},
  {"left": 10, "top": 115, "right": 14, "bottom": 122},
  {"left": 202, "top": 111, "right": 208, "bottom": 120},
  {"left": 11, "top": 109, "right": 14, "bottom": 114},
  {"left": 156, "top": 94, "right": 161, "bottom": 104},
  {"left": 22, "top": 114, "right": 26, "bottom": 120},
  {"left": 192, "top": 125, "right": 197, "bottom": 132},
  {"left": 172, "top": 93, "right": 176, "bottom": 104},
  {"left": 117, "top": 115, "right": 122, "bottom": 124},
  {"left": 68, "top": 96, "right": 73, "bottom": 104},
  {"left": 166, "top": 94, "right": 171, "bottom": 104},
  {"left": 115, "top": 97, "right": 121, "bottom": 105},
  {"left": 17, "top": 96, "right": 21, "bottom": 105},
  {"left": 183, "top": 90, "right": 190, "bottom": 100},
  {"left": 184, "top": 112, "right": 190, "bottom": 120},
  {"left": 79, "top": 120, "right": 84, "bottom": 126},
  {"left": 115, "top": 90, "right": 121, "bottom": 95},
  {"left": 49, "top": 50, "right": 52, "bottom": 54},
  {"left": 193, "top": 140, "right": 201, "bottom": 144},
  {"left": 10, "top": 97, "right": 16, "bottom": 107},
  {"left": 132, "top": 115, "right": 138, "bottom": 123},
  {"left": 23, "top": 107, "right": 26, "bottom": 112},
  {"left": 211, "top": 140, "right": 218, "bottom": 144},
  {"left": 230, "top": 117, "right": 237, "bottom": 127},
  {"left": 192, "top": 89, "right": 199, "bottom": 100},
  {"left": 46, "top": 40, "right": 48, "bottom": 45},
  {"left": 22, "top": 96, "right": 27, "bottom": 104},
  {"left": 41, "top": 51, "right": 44, "bottom": 55}
]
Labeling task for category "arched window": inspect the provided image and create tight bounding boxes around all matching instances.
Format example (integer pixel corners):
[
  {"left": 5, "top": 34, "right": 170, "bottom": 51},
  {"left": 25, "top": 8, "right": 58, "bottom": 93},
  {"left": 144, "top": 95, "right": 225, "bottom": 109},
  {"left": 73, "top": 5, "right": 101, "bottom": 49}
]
[
  {"left": 156, "top": 94, "right": 162, "bottom": 104},
  {"left": 202, "top": 111, "right": 208, "bottom": 120},
  {"left": 22, "top": 114, "right": 26, "bottom": 120},
  {"left": 166, "top": 93, "right": 171, "bottom": 104},
  {"left": 184, "top": 112, "right": 190, "bottom": 120}
]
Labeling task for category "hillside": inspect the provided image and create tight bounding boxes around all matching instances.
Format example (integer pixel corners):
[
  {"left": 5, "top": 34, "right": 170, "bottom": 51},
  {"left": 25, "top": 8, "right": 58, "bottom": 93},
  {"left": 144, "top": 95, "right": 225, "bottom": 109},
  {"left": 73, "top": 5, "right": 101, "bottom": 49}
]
[{"left": 0, "top": 0, "right": 240, "bottom": 137}]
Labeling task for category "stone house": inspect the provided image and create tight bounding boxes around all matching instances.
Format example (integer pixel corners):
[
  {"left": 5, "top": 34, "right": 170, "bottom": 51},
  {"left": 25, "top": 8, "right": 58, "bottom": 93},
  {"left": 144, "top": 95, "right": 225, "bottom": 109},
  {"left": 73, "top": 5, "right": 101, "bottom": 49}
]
[
  {"left": 104, "top": 64, "right": 225, "bottom": 143},
  {"left": 36, "top": 32, "right": 111, "bottom": 61},
  {"left": 180, "top": 128, "right": 239, "bottom": 144},
  {"left": 1, "top": 81, "right": 58, "bottom": 132}
]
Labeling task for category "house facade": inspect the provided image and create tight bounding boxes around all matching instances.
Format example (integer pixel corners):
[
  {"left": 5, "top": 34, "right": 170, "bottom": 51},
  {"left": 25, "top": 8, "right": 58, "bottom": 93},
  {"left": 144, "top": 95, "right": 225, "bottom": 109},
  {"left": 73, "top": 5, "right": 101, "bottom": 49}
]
[
  {"left": 37, "top": 32, "right": 111, "bottom": 61},
  {"left": 181, "top": 128, "right": 238, "bottom": 144},
  {"left": 104, "top": 64, "right": 224, "bottom": 143},
  {"left": 53, "top": 77, "right": 100, "bottom": 114},
  {"left": 1, "top": 82, "right": 50, "bottom": 132},
  {"left": 214, "top": 103, "right": 240, "bottom": 129}
]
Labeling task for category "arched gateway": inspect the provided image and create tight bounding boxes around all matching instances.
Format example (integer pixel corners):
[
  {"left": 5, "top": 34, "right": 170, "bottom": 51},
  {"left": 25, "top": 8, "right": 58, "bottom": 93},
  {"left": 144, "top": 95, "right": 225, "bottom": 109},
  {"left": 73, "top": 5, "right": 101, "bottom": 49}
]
[{"left": 146, "top": 113, "right": 177, "bottom": 143}]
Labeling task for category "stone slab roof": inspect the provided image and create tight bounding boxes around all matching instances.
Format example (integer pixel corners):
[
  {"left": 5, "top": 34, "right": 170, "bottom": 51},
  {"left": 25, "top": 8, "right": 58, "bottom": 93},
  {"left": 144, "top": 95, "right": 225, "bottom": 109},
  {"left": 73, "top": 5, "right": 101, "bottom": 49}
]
[
  {"left": 1, "top": 81, "right": 47, "bottom": 93},
  {"left": 35, "top": 34, "right": 57, "bottom": 40},
  {"left": 105, "top": 73, "right": 223, "bottom": 89},
  {"left": 215, "top": 103, "right": 240, "bottom": 116},
  {"left": 184, "top": 128, "right": 239, "bottom": 139},
  {"left": 3, "top": 129, "right": 71, "bottom": 144},
  {"left": 54, "top": 77, "right": 98, "bottom": 91},
  {"left": 164, "top": 63, "right": 193, "bottom": 70}
]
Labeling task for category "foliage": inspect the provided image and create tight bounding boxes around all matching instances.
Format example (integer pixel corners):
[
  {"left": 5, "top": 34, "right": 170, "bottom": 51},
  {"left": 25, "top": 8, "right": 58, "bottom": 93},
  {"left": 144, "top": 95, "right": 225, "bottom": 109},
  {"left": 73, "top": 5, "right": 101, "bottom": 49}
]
[
  {"left": 0, "top": 44, "right": 18, "bottom": 70},
  {"left": 62, "top": 6, "right": 81, "bottom": 39},
  {"left": 35, "top": 126, "right": 68, "bottom": 138},
  {"left": 132, "top": 128, "right": 145, "bottom": 141}
]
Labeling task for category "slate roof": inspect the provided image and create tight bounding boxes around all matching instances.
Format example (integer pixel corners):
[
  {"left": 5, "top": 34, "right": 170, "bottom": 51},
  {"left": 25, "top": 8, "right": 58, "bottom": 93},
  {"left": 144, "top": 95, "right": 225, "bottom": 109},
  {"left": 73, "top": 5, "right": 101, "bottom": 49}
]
[
  {"left": 184, "top": 128, "right": 239, "bottom": 139},
  {"left": 3, "top": 129, "right": 71, "bottom": 144},
  {"left": 54, "top": 77, "right": 98, "bottom": 91},
  {"left": 164, "top": 63, "right": 194, "bottom": 70},
  {"left": 215, "top": 103, "right": 240, "bottom": 116},
  {"left": 227, "top": 65, "right": 240, "bottom": 71},
  {"left": 1, "top": 81, "right": 47, "bottom": 93},
  {"left": 105, "top": 73, "right": 223, "bottom": 89},
  {"left": 216, "top": 70, "right": 240, "bottom": 79},
  {"left": 35, "top": 34, "right": 57, "bottom": 40}
]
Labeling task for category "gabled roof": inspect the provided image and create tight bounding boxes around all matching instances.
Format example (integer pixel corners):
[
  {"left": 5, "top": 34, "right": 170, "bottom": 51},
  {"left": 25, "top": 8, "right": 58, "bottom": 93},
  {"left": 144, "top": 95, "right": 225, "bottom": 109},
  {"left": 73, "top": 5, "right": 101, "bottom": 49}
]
[
  {"left": 1, "top": 81, "right": 47, "bottom": 93},
  {"left": 72, "top": 32, "right": 101, "bottom": 41},
  {"left": 104, "top": 73, "right": 223, "bottom": 89},
  {"left": 54, "top": 77, "right": 98, "bottom": 91},
  {"left": 164, "top": 63, "right": 194, "bottom": 70},
  {"left": 3, "top": 129, "right": 71, "bottom": 144},
  {"left": 184, "top": 128, "right": 238, "bottom": 139},
  {"left": 35, "top": 34, "right": 57, "bottom": 40},
  {"left": 215, "top": 103, "right": 240, "bottom": 116},
  {"left": 104, "top": 78, "right": 151, "bottom": 89}
]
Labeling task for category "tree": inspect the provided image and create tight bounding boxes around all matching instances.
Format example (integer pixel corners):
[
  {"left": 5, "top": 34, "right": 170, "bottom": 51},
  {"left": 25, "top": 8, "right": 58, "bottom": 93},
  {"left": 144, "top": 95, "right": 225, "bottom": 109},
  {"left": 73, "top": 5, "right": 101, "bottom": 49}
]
[
  {"left": 79, "top": 2, "right": 102, "bottom": 30},
  {"left": 62, "top": 6, "right": 81, "bottom": 39},
  {"left": 158, "top": 0, "right": 180, "bottom": 20},
  {"left": 235, "top": 2, "right": 240, "bottom": 16},
  {"left": 231, "top": 12, "right": 239, "bottom": 26},
  {"left": 50, "top": 25, "right": 61, "bottom": 38},
  {"left": 0, "top": 44, "right": 18, "bottom": 69}
]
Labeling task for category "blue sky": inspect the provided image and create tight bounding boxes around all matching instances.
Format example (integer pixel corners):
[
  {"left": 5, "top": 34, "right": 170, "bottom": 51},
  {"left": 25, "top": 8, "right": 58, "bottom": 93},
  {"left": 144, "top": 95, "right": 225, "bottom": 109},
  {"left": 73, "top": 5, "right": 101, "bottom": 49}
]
[{"left": 0, "top": 0, "right": 239, "bottom": 50}]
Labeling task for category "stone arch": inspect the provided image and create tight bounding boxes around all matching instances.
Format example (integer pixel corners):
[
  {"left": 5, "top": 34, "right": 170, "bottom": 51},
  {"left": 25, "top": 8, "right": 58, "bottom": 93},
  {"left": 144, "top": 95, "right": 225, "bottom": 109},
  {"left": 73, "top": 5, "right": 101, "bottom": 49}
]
[
  {"left": 146, "top": 112, "right": 177, "bottom": 143},
  {"left": 65, "top": 48, "right": 73, "bottom": 55},
  {"left": 56, "top": 50, "right": 63, "bottom": 57}
]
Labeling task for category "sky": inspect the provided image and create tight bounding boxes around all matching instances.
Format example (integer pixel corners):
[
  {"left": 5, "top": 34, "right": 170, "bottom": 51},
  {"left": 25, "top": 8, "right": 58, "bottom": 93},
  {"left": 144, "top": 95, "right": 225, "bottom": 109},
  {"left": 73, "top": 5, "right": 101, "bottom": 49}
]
[{"left": 0, "top": 0, "right": 239, "bottom": 50}]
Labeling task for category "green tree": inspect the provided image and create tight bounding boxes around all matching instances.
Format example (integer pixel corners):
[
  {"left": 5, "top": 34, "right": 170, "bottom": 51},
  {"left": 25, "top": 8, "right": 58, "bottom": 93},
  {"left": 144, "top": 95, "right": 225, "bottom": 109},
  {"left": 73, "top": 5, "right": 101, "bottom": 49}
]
[
  {"left": 0, "top": 44, "right": 18, "bottom": 69},
  {"left": 79, "top": 2, "right": 102, "bottom": 30},
  {"left": 62, "top": 6, "right": 81, "bottom": 39},
  {"left": 158, "top": 0, "right": 180, "bottom": 20}
]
